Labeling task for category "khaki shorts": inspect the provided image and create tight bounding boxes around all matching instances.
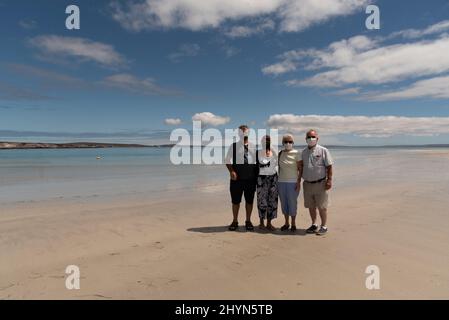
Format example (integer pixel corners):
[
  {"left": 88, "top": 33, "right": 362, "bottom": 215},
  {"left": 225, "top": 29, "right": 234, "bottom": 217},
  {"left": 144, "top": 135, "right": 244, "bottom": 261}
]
[{"left": 303, "top": 180, "right": 329, "bottom": 209}]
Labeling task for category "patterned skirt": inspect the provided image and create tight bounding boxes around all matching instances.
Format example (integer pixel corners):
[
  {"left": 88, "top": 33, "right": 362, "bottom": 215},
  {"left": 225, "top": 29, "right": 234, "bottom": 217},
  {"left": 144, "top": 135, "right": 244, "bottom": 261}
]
[{"left": 256, "top": 174, "right": 278, "bottom": 220}]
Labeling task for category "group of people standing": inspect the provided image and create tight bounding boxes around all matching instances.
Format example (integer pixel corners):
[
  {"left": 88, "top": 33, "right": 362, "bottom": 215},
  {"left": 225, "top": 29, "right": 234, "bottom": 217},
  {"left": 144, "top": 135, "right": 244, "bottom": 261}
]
[{"left": 225, "top": 125, "right": 334, "bottom": 235}]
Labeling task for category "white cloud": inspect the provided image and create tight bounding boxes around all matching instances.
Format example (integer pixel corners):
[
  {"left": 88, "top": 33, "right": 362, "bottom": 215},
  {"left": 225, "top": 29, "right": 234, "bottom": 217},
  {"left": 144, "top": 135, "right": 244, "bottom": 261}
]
[
  {"left": 266, "top": 114, "right": 449, "bottom": 138},
  {"left": 224, "top": 19, "right": 275, "bottom": 38},
  {"left": 296, "top": 36, "right": 449, "bottom": 88},
  {"left": 223, "top": 45, "right": 240, "bottom": 58},
  {"left": 164, "top": 118, "right": 183, "bottom": 125},
  {"left": 19, "top": 19, "right": 37, "bottom": 30},
  {"left": 101, "top": 73, "right": 182, "bottom": 96},
  {"left": 389, "top": 20, "right": 449, "bottom": 39},
  {"left": 277, "top": 0, "right": 367, "bottom": 32},
  {"left": 8, "top": 63, "right": 85, "bottom": 87},
  {"left": 168, "top": 43, "right": 200, "bottom": 62},
  {"left": 212, "top": 38, "right": 241, "bottom": 58},
  {"left": 263, "top": 21, "right": 449, "bottom": 101},
  {"left": 192, "top": 112, "right": 230, "bottom": 126},
  {"left": 331, "top": 87, "right": 360, "bottom": 95},
  {"left": 263, "top": 35, "right": 378, "bottom": 76},
  {"left": 29, "top": 35, "right": 127, "bottom": 68},
  {"left": 364, "top": 76, "right": 449, "bottom": 101},
  {"left": 111, "top": 0, "right": 367, "bottom": 33},
  {"left": 262, "top": 60, "right": 297, "bottom": 76}
]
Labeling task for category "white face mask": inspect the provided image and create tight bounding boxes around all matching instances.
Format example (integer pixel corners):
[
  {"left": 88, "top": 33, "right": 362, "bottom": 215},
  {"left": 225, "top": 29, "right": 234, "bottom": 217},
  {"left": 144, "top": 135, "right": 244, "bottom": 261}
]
[
  {"left": 306, "top": 137, "right": 317, "bottom": 147},
  {"left": 284, "top": 142, "right": 293, "bottom": 151}
]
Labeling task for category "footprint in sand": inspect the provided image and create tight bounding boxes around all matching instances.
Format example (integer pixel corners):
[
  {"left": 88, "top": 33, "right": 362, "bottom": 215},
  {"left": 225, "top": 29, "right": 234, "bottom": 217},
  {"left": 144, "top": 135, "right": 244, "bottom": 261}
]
[
  {"left": 29, "top": 273, "right": 43, "bottom": 280},
  {"left": 0, "top": 283, "right": 15, "bottom": 291},
  {"left": 77, "top": 294, "right": 112, "bottom": 299},
  {"left": 165, "top": 278, "right": 179, "bottom": 285},
  {"left": 154, "top": 241, "right": 164, "bottom": 249},
  {"left": 137, "top": 280, "right": 156, "bottom": 289}
]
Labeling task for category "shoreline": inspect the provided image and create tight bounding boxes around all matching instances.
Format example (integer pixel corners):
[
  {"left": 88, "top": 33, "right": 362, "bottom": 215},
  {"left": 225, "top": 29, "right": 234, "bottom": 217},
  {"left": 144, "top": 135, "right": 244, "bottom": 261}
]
[{"left": 0, "top": 142, "right": 177, "bottom": 150}]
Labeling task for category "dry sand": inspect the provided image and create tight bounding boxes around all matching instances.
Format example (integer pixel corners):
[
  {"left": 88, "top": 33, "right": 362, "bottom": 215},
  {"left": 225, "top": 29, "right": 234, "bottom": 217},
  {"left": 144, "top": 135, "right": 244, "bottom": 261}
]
[{"left": 1, "top": 153, "right": 449, "bottom": 299}]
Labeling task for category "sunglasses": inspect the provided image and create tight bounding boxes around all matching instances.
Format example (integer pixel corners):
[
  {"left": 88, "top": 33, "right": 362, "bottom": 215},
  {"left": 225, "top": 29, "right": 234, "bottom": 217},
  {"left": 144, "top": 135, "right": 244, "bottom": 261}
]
[
  {"left": 307, "top": 136, "right": 317, "bottom": 139},
  {"left": 283, "top": 141, "right": 294, "bottom": 144}
]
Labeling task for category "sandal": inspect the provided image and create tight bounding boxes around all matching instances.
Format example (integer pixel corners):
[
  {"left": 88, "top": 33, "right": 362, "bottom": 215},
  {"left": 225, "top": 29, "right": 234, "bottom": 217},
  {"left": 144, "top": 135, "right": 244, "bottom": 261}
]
[
  {"left": 228, "top": 221, "right": 238, "bottom": 231},
  {"left": 245, "top": 221, "right": 254, "bottom": 231},
  {"left": 280, "top": 224, "right": 290, "bottom": 231},
  {"left": 290, "top": 225, "right": 297, "bottom": 232}
]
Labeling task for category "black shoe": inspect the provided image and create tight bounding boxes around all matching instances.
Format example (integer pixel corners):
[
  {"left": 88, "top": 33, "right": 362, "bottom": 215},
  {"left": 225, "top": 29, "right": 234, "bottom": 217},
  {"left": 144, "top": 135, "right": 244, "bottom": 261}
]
[
  {"left": 316, "top": 226, "right": 328, "bottom": 236},
  {"left": 245, "top": 220, "right": 254, "bottom": 231},
  {"left": 228, "top": 221, "right": 238, "bottom": 231},
  {"left": 290, "top": 225, "right": 297, "bottom": 232},
  {"left": 306, "top": 224, "right": 319, "bottom": 234},
  {"left": 280, "top": 224, "right": 290, "bottom": 231}
]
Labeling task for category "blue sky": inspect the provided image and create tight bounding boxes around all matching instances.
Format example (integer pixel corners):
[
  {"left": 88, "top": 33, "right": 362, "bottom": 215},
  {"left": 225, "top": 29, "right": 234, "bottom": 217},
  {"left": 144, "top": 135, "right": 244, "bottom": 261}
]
[{"left": 1, "top": 0, "right": 449, "bottom": 145}]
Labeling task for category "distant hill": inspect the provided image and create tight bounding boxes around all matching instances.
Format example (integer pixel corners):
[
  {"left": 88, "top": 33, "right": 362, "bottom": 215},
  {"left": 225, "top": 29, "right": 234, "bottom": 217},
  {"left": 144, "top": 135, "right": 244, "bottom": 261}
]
[{"left": 0, "top": 141, "right": 173, "bottom": 149}]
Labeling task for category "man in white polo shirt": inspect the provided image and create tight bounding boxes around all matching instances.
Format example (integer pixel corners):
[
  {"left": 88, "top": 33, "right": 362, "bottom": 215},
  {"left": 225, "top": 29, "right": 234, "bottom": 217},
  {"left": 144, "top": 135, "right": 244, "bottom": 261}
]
[{"left": 298, "top": 129, "right": 334, "bottom": 235}]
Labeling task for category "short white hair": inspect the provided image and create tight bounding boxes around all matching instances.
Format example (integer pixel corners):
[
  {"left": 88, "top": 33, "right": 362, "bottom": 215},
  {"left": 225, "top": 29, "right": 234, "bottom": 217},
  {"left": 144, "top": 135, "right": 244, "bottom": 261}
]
[{"left": 282, "top": 133, "right": 294, "bottom": 143}]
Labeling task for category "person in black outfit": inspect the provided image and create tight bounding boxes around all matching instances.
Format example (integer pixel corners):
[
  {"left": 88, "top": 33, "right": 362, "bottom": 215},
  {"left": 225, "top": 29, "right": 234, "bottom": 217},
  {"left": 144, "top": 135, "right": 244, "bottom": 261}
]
[{"left": 225, "top": 125, "right": 258, "bottom": 231}]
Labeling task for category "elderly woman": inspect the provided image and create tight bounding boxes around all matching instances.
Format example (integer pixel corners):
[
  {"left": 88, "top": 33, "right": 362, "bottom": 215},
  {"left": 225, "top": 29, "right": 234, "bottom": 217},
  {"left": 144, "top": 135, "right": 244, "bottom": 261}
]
[
  {"left": 256, "top": 135, "right": 278, "bottom": 231},
  {"left": 277, "top": 134, "right": 302, "bottom": 231}
]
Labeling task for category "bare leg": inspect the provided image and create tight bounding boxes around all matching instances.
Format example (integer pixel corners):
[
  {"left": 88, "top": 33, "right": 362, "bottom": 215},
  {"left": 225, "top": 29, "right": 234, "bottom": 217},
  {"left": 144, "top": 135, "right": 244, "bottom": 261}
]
[
  {"left": 309, "top": 208, "right": 318, "bottom": 225},
  {"left": 291, "top": 215, "right": 296, "bottom": 227},
  {"left": 245, "top": 203, "right": 253, "bottom": 222},
  {"left": 267, "top": 218, "right": 275, "bottom": 231},
  {"left": 232, "top": 204, "right": 240, "bottom": 223},
  {"left": 319, "top": 208, "right": 327, "bottom": 227}
]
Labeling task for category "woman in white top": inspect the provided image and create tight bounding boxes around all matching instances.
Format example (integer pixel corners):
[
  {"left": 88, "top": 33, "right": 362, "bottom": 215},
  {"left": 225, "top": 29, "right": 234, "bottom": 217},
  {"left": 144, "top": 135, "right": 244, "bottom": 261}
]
[
  {"left": 277, "top": 134, "right": 302, "bottom": 232},
  {"left": 256, "top": 135, "right": 278, "bottom": 231}
]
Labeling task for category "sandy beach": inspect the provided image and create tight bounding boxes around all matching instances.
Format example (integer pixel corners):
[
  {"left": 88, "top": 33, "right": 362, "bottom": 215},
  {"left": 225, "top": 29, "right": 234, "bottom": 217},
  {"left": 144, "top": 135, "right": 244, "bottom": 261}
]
[
  {"left": 5, "top": 0, "right": 449, "bottom": 303},
  {"left": 1, "top": 149, "right": 449, "bottom": 299}
]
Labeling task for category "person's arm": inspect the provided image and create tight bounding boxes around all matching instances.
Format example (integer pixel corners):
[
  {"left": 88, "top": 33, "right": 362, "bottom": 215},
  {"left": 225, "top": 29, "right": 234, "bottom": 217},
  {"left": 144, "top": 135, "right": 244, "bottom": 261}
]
[
  {"left": 225, "top": 145, "right": 238, "bottom": 180},
  {"left": 226, "top": 164, "right": 238, "bottom": 180},
  {"left": 324, "top": 149, "right": 333, "bottom": 190},
  {"left": 325, "top": 165, "right": 333, "bottom": 190},
  {"left": 295, "top": 160, "right": 303, "bottom": 192}
]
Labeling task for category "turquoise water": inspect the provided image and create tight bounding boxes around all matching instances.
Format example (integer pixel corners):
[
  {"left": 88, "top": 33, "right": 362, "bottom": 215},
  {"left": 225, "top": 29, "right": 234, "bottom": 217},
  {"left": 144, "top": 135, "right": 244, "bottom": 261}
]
[
  {"left": 1, "top": 147, "right": 448, "bottom": 204},
  {"left": 0, "top": 148, "right": 224, "bottom": 203}
]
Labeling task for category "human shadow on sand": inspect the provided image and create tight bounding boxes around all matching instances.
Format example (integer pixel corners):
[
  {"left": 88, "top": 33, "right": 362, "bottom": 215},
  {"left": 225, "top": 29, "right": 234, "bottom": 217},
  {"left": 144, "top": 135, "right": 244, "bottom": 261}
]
[{"left": 187, "top": 225, "right": 307, "bottom": 236}]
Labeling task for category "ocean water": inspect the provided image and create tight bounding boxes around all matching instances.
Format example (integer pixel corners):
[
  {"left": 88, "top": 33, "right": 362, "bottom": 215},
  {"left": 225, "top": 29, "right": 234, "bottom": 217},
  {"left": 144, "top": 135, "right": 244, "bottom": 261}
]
[{"left": 1, "top": 146, "right": 449, "bottom": 205}]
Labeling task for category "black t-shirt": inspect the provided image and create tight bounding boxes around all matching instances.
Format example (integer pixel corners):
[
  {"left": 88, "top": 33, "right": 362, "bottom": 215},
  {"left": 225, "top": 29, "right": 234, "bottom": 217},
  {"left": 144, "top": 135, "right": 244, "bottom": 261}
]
[{"left": 229, "top": 142, "right": 258, "bottom": 180}]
